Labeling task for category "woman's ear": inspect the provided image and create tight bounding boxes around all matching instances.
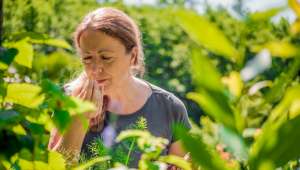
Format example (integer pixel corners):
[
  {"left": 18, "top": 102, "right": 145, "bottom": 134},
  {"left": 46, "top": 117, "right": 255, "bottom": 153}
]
[{"left": 130, "top": 46, "right": 138, "bottom": 66}]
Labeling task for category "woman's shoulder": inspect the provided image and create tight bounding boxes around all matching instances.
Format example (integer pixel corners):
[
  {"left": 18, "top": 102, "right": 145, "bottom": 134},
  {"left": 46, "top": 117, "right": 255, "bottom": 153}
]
[{"left": 147, "top": 82, "right": 186, "bottom": 111}]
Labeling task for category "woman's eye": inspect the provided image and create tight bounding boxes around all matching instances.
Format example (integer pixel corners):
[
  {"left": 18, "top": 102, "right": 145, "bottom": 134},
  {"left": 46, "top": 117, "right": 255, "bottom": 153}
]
[
  {"left": 82, "top": 56, "right": 92, "bottom": 63},
  {"left": 102, "top": 56, "right": 112, "bottom": 61}
]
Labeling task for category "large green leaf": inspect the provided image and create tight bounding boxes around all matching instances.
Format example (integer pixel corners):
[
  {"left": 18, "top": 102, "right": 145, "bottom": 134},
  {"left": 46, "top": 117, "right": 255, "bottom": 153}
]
[
  {"left": 12, "top": 32, "right": 72, "bottom": 49},
  {"left": 176, "top": 9, "right": 239, "bottom": 63},
  {"left": 249, "top": 114, "right": 300, "bottom": 169},
  {"left": 10, "top": 39, "right": 34, "bottom": 68},
  {"left": 5, "top": 83, "right": 45, "bottom": 108}
]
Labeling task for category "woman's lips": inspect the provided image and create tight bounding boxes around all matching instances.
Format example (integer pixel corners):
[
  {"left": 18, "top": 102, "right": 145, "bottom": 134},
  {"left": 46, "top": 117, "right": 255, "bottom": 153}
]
[{"left": 96, "top": 79, "right": 108, "bottom": 85}]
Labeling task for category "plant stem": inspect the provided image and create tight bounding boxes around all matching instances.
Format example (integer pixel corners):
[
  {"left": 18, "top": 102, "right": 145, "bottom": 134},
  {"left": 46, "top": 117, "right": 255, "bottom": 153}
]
[{"left": 125, "top": 138, "right": 136, "bottom": 166}]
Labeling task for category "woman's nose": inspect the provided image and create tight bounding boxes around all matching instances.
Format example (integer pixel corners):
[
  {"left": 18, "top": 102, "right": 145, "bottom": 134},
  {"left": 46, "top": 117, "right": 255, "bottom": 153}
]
[{"left": 91, "top": 61, "right": 104, "bottom": 74}]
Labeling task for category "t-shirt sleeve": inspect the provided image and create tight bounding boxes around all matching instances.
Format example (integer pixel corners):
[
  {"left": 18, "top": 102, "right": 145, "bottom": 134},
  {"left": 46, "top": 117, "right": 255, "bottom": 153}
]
[{"left": 170, "top": 95, "right": 191, "bottom": 143}]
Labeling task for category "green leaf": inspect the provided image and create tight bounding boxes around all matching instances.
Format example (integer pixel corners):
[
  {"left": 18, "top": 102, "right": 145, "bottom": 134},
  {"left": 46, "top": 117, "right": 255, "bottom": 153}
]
[
  {"left": 176, "top": 9, "right": 240, "bottom": 63},
  {"left": 289, "top": 0, "right": 300, "bottom": 17},
  {"left": 187, "top": 91, "right": 235, "bottom": 130},
  {"left": 48, "top": 151, "right": 66, "bottom": 170},
  {"left": 42, "top": 39, "right": 72, "bottom": 49},
  {"left": 116, "top": 130, "right": 151, "bottom": 142},
  {"left": 12, "top": 124, "right": 27, "bottom": 136},
  {"left": 251, "top": 41, "right": 299, "bottom": 58},
  {"left": 268, "top": 85, "right": 300, "bottom": 123},
  {"left": 12, "top": 32, "right": 72, "bottom": 49},
  {"left": 0, "top": 110, "right": 21, "bottom": 130},
  {"left": 52, "top": 109, "right": 72, "bottom": 133},
  {"left": 190, "top": 48, "right": 224, "bottom": 92},
  {"left": 73, "top": 156, "right": 111, "bottom": 170},
  {"left": 265, "top": 59, "right": 300, "bottom": 103},
  {"left": 249, "top": 114, "right": 300, "bottom": 169},
  {"left": 0, "top": 48, "right": 18, "bottom": 70},
  {"left": 249, "top": 7, "right": 285, "bottom": 21},
  {"left": 176, "top": 127, "right": 233, "bottom": 170},
  {"left": 158, "top": 155, "right": 192, "bottom": 170},
  {"left": 218, "top": 125, "right": 248, "bottom": 161},
  {"left": 10, "top": 39, "right": 34, "bottom": 68},
  {"left": 18, "top": 159, "right": 48, "bottom": 170},
  {"left": 68, "top": 97, "right": 96, "bottom": 116},
  {"left": 5, "top": 83, "right": 45, "bottom": 108}
]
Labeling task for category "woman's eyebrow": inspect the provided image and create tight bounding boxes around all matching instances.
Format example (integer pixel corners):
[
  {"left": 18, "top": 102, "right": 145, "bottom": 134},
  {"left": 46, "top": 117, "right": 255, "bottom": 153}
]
[
  {"left": 97, "top": 49, "right": 113, "bottom": 53},
  {"left": 81, "top": 48, "right": 113, "bottom": 54}
]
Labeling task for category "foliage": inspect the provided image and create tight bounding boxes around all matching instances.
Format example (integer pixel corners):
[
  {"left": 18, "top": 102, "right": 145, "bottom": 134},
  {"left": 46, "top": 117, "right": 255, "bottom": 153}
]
[{"left": 2, "top": 0, "right": 300, "bottom": 170}]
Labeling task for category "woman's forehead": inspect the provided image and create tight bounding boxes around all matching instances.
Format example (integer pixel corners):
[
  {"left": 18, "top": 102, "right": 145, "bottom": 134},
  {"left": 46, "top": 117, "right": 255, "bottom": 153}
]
[{"left": 79, "top": 29, "right": 125, "bottom": 53}]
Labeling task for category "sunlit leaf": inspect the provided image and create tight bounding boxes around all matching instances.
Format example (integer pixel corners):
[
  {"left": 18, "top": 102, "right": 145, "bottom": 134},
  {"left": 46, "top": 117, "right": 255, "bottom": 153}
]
[
  {"left": 5, "top": 83, "right": 45, "bottom": 108},
  {"left": 73, "top": 156, "right": 111, "bottom": 170},
  {"left": 222, "top": 71, "right": 243, "bottom": 97},
  {"left": 249, "top": 7, "right": 285, "bottom": 21},
  {"left": 12, "top": 32, "right": 72, "bottom": 49},
  {"left": 289, "top": 99, "right": 300, "bottom": 118},
  {"left": 31, "top": 39, "right": 72, "bottom": 49},
  {"left": 251, "top": 41, "right": 299, "bottom": 58},
  {"left": 289, "top": 0, "right": 300, "bottom": 17},
  {"left": 158, "top": 155, "right": 192, "bottom": 170},
  {"left": 191, "top": 48, "right": 224, "bottom": 92},
  {"left": 18, "top": 159, "right": 48, "bottom": 170},
  {"left": 12, "top": 124, "right": 27, "bottom": 136},
  {"left": 68, "top": 97, "right": 96, "bottom": 116},
  {"left": 48, "top": 151, "right": 66, "bottom": 170},
  {"left": 10, "top": 39, "right": 34, "bottom": 68},
  {"left": 290, "top": 20, "right": 300, "bottom": 34},
  {"left": 187, "top": 91, "right": 236, "bottom": 130},
  {"left": 176, "top": 9, "right": 240, "bottom": 62}
]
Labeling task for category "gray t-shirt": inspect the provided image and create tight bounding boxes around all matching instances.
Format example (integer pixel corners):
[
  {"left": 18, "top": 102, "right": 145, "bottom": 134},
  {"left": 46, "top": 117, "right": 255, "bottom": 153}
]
[{"left": 80, "top": 83, "right": 191, "bottom": 168}]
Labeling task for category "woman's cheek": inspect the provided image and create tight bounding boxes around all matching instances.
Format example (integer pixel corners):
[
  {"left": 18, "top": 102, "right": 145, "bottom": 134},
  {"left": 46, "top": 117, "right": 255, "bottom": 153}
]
[{"left": 84, "top": 66, "right": 95, "bottom": 80}]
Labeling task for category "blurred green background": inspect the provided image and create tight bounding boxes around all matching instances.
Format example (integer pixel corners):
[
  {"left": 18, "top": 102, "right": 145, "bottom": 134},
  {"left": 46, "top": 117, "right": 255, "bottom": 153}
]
[{"left": 2, "top": 0, "right": 300, "bottom": 169}]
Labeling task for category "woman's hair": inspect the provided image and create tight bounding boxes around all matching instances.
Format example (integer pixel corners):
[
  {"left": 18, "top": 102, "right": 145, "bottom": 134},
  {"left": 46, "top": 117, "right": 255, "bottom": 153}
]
[
  {"left": 74, "top": 7, "right": 145, "bottom": 77},
  {"left": 64, "top": 7, "right": 145, "bottom": 132}
]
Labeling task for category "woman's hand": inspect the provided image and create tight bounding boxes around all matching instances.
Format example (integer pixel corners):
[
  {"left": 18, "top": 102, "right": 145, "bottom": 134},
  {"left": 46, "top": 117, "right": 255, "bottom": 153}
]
[{"left": 71, "top": 73, "right": 104, "bottom": 125}]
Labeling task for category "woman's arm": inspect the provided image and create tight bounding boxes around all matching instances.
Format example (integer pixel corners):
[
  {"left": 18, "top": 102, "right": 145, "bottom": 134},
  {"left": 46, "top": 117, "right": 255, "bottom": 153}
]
[
  {"left": 48, "top": 76, "right": 103, "bottom": 163},
  {"left": 168, "top": 140, "right": 186, "bottom": 157},
  {"left": 48, "top": 115, "right": 88, "bottom": 162}
]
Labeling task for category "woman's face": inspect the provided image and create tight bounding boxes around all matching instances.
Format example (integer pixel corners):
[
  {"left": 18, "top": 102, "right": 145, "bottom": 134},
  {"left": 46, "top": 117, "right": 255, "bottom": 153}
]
[{"left": 78, "top": 28, "right": 136, "bottom": 91}]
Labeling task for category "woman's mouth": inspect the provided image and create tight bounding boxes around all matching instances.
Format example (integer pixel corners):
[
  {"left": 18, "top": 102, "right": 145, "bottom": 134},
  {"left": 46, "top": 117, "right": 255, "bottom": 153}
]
[{"left": 96, "top": 79, "right": 108, "bottom": 85}]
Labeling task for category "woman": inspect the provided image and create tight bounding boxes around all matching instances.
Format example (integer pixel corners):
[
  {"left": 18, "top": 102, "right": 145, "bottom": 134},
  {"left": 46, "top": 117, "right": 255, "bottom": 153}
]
[{"left": 48, "top": 7, "right": 191, "bottom": 168}]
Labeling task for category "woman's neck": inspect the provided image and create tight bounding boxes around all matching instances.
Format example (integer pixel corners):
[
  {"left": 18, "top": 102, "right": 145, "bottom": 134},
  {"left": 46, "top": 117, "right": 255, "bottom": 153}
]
[{"left": 104, "top": 76, "right": 151, "bottom": 115}]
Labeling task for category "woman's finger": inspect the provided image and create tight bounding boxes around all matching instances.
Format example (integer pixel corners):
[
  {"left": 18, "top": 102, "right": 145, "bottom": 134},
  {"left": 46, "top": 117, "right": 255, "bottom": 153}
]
[{"left": 82, "top": 79, "right": 94, "bottom": 101}]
